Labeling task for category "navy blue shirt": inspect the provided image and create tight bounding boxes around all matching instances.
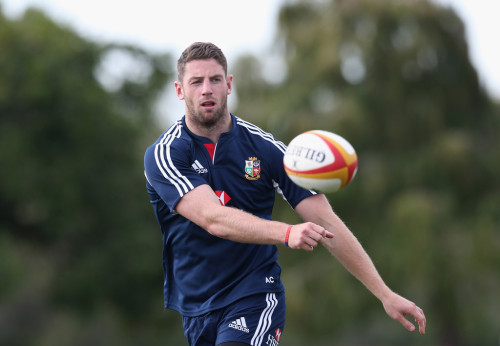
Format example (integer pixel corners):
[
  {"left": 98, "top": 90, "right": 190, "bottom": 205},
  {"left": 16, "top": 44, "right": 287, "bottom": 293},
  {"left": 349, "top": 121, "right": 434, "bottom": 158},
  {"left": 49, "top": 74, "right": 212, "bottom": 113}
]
[{"left": 144, "top": 114, "right": 314, "bottom": 316}]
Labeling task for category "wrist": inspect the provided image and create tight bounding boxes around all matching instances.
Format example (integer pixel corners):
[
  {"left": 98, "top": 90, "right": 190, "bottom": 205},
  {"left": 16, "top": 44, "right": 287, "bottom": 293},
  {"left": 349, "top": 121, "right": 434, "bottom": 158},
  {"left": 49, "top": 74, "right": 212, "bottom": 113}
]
[
  {"left": 284, "top": 225, "right": 292, "bottom": 247},
  {"left": 376, "top": 286, "right": 395, "bottom": 304}
]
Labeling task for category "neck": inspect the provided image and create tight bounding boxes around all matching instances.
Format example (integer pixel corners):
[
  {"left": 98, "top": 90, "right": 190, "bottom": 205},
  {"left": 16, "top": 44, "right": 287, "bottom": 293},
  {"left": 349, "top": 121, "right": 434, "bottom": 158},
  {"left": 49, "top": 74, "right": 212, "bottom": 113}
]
[{"left": 185, "top": 112, "right": 232, "bottom": 144}]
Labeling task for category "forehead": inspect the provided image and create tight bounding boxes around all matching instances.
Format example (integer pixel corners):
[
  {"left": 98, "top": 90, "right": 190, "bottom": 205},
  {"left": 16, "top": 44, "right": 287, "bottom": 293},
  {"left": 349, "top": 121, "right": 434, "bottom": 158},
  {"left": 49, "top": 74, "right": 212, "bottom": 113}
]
[{"left": 183, "top": 59, "right": 225, "bottom": 79}]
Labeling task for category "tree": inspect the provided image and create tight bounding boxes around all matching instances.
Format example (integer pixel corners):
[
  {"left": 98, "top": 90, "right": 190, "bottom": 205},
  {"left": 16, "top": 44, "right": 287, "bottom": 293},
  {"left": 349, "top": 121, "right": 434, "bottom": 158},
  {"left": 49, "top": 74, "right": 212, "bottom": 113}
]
[
  {"left": 0, "top": 7, "right": 186, "bottom": 345},
  {"left": 234, "top": 0, "right": 500, "bottom": 344}
]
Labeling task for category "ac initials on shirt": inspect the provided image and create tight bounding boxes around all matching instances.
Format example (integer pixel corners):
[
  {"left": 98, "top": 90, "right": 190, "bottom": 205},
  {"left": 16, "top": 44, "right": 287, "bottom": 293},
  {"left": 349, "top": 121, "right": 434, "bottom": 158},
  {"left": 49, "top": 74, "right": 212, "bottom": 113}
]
[{"left": 265, "top": 276, "right": 274, "bottom": 283}]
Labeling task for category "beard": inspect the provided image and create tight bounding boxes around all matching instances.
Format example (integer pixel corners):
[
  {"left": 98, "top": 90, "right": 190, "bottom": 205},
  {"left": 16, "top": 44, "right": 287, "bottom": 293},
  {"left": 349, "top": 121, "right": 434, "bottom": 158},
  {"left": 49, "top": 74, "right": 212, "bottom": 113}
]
[{"left": 185, "top": 96, "right": 228, "bottom": 128}]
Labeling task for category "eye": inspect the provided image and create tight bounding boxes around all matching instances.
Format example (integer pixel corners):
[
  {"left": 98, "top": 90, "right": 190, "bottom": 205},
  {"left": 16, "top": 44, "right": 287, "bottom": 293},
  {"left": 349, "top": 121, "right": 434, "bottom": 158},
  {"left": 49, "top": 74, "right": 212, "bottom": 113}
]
[
  {"left": 211, "top": 77, "right": 222, "bottom": 83},
  {"left": 191, "top": 80, "right": 201, "bottom": 85}
]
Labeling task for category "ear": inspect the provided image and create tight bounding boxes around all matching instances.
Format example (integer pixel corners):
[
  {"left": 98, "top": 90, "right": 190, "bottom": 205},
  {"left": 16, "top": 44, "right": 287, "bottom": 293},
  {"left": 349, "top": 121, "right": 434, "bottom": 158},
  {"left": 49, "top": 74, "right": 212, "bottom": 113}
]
[
  {"left": 226, "top": 75, "right": 233, "bottom": 95},
  {"left": 175, "top": 81, "right": 184, "bottom": 100}
]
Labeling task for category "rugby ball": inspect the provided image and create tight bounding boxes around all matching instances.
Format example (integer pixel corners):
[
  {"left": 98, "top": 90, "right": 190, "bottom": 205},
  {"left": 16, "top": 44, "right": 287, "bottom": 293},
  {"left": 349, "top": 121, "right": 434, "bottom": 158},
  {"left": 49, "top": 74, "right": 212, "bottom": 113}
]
[{"left": 283, "top": 130, "right": 358, "bottom": 193}]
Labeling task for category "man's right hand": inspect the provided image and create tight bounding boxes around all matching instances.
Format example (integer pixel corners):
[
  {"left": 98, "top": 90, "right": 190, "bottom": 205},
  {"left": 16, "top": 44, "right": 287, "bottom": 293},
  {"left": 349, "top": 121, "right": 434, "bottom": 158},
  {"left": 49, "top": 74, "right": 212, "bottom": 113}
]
[{"left": 287, "top": 223, "right": 334, "bottom": 251}]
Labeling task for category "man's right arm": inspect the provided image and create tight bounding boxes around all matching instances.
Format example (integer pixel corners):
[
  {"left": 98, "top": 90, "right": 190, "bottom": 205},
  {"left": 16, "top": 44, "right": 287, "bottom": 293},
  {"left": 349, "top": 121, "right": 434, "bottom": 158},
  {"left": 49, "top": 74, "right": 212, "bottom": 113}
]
[{"left": 174, "top": 184, "right": 332, "bottom": 250}]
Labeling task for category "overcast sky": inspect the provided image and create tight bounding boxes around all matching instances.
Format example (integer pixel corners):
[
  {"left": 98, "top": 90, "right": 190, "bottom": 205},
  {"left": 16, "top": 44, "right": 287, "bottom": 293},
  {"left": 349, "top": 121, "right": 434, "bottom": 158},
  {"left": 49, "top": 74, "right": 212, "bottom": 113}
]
[{"left": 2, "top": 0, "right": 499, "bottom": 123}]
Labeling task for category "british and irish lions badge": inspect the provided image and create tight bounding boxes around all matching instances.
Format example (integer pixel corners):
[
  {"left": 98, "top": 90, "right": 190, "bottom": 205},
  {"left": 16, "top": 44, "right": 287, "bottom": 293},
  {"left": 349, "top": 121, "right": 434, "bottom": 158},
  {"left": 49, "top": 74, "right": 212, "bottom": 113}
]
[{"left": 245, "top": 157, "right": 260, "bottom": 180}]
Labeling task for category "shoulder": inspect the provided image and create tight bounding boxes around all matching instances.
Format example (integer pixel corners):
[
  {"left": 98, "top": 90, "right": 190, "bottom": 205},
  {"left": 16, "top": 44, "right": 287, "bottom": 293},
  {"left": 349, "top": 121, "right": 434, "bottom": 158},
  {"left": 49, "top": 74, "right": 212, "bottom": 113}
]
[
  {"left": 145, "top": 120, "right": 191, "bottom": 156},
  {"left": 234, "top": 116, "right": 287, "bottom": 154},
  {"left": 144, "top": 121, "right": 194, "bottom": 173}
]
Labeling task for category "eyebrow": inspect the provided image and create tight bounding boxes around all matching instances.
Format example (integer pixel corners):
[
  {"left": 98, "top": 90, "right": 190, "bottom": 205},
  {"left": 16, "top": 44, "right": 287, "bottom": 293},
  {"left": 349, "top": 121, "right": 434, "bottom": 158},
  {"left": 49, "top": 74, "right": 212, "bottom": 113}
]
[{"left": 188, "top": 73, "right": 224, "bottom": 82}]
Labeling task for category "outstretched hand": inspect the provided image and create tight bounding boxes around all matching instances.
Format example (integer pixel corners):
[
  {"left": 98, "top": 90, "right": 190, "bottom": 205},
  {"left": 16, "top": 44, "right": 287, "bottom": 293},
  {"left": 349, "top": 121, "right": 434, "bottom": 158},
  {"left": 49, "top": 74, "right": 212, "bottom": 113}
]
[
  {"left": 383, "top": 292, "right": 426, "bottom": 334},
  {"left": 287, "top": 223, "right": 334, "bottom": 251}
]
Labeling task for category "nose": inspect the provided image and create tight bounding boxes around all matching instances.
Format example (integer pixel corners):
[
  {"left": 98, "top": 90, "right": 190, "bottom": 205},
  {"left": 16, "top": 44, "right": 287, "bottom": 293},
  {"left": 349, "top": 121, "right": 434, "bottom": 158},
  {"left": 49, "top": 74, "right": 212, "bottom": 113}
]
[{"left": 201, "top": 80, "right": 213, "bottom": 95}]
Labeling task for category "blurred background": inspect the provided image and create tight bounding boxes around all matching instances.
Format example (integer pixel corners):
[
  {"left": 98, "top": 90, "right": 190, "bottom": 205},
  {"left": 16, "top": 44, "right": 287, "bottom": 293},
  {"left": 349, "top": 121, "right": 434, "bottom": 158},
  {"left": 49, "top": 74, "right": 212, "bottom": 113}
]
[{"left": 1, "top": 0, "right": 499, "bottom": 345}]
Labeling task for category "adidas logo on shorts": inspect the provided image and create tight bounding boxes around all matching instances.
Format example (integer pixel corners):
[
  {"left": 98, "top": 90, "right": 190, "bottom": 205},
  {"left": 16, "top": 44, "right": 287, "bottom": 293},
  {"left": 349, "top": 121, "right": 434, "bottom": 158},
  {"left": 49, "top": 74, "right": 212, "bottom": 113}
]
[{"left": 228, "top": 317, "right": 250, "bottom": 333}]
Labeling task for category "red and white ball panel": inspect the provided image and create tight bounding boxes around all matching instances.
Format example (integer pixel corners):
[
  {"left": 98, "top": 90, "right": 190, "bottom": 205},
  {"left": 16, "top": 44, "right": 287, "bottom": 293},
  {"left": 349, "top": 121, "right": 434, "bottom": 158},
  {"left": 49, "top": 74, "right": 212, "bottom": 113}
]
[{"left": 283, "top": 130, "right": 358, "bottom": 193}]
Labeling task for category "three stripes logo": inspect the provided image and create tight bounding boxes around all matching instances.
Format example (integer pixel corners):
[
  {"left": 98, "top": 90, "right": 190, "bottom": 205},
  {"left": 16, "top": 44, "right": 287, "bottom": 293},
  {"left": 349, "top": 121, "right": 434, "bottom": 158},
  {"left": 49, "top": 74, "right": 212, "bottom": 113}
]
[
  {"left": 191, "top": 160, "right": 208, "bottom": 174},
  {"left": 228, "top": 317, "right": 250, "bottom": 333}
]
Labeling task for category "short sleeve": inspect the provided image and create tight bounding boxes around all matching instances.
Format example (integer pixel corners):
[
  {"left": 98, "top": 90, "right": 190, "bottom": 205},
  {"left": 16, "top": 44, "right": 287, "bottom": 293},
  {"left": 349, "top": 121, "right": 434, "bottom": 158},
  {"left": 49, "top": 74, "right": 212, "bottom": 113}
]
[
  {"left": 144, "top": 137, "right": 207, "bottom": 212},
  {"left": 266, "top": 138, "right": 315, "bottom": 209}
]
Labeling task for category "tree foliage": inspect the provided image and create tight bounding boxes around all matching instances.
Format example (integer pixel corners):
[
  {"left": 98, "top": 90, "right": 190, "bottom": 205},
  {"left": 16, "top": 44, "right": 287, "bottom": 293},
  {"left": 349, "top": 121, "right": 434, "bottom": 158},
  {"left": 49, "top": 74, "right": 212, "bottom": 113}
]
[
  {"left": 234, "top": 0, "right": 500, "bottom": 344},
  {"left": 1, "top": 0, "right": 499, "bottom": 345},
  {"left": 0, "top": 7, "right": 185, "bottom": 345}
]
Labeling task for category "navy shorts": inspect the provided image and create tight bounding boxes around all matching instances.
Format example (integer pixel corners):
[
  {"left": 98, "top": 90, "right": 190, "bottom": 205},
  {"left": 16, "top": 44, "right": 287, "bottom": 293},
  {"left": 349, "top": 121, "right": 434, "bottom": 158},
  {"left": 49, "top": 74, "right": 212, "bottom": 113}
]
[{"left": 182, "top": 292, "right": 286, "bottom": 346}]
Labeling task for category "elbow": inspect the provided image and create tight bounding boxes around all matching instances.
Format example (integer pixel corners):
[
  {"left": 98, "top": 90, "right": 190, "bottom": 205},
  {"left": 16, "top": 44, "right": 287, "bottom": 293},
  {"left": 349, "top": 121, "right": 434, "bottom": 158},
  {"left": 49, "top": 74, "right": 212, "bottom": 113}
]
[
  {"left": 204, "top": 222, "right": 232, "bottom": 240},
  {"left": 198, "top": 208, "right": 228, "bottom": 239},
  {"left": 204, "top": 218, "right": 233, "bottom": 239},
  {"left": 179, "top": 196, "right": 238, "bottom": 240},
  {"left": 204, "top": 222, "right": 221, "bottom": 237}
]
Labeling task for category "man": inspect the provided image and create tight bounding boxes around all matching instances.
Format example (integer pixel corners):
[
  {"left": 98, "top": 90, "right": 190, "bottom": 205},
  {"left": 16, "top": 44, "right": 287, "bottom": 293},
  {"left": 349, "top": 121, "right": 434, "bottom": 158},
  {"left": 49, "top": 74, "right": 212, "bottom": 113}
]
[{"left": 144, "top": 42, "right": 426, "bottom": 346}]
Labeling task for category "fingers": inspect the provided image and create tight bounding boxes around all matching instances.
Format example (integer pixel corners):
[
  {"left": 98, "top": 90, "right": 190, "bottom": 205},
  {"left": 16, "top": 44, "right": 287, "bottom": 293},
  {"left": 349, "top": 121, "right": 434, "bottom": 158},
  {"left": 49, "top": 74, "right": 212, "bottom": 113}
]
[
  {"left": 310, "top": 223, "right": 334, "bottom": 241},
  {"left": 302, "top": 227, "right": 323, "bottom": 251},
  {"left": 302, "top": 244, "right": 315, "bottom": 252},
  {"left": 384, "top": 294, "right": 426, "bottom": 335},
  {"left": 406, "top": 305, "right": 426, "bottom": 335},
  {"left": 292, "top": 223, "right": 332, "bottom": 251},
  {"left": 300, "top": 234, "right": 317, "bottom": 252},
  {"left": 312, "top": 223, "right": 334, "bottom": 239},
  {"left": 416, "top": 307, "right": 427, "bottom": 334},
  {"left": 396, "top": 314, "right": 416, "bottom": 332},
  {"left": 399, "top": 308, "right": 426, "bottom": 335}
]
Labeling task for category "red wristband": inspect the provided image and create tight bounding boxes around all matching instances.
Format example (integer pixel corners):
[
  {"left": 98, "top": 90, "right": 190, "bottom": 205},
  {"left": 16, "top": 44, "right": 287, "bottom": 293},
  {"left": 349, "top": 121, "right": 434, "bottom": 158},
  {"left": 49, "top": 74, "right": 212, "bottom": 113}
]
[{"left": 284, "top": 225, "right": 292, "bottom": 247}]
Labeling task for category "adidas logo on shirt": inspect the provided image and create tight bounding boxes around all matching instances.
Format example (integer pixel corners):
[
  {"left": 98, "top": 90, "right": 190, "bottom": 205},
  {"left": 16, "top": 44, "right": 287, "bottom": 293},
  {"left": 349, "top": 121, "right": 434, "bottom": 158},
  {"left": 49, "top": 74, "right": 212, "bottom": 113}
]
[
  {"left": 228, "top": 317, "right": 250, "bottom": 333},
  {"left": 191, "top": 160, "right": 208, "bottom": 174}
]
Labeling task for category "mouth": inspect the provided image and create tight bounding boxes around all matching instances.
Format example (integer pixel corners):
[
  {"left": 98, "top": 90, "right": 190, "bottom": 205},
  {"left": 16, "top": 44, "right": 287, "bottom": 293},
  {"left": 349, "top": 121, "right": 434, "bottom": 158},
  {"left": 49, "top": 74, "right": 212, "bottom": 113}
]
[{"left": 201, "top": 101, "right": 216, "bottom": 109}]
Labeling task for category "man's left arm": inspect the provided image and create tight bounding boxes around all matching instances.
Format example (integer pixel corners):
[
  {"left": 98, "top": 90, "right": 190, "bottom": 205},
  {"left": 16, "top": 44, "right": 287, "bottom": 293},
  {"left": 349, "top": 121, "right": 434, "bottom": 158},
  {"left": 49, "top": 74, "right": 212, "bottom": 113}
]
[{"left": 294, "top": 193, "right": 426, "bottom": 334}]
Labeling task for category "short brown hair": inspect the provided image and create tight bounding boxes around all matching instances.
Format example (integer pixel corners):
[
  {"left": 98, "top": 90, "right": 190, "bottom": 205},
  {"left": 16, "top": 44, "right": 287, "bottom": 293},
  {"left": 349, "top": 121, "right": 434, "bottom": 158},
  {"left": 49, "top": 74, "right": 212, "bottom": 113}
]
[{"left": 177, "top": 42, "right": 228, "bottom": 83}]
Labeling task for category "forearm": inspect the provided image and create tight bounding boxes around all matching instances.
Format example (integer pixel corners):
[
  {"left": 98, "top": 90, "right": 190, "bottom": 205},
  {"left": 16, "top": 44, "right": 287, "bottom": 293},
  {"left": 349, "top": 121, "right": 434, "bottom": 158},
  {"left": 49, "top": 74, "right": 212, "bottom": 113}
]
[
  {"left": 175, "top": 184, "right": 289, "bottom": 245},
  {"left": 175, "top": 185, "right": 330, "bottom": 249},
  {"left": 204, "top": 204, "right": 333, "bottom": 252},
  {"left": 203, "top": 204, "right": 289, "bottom": 245},
  {"left": 296, "top": 194, "right": 392, "bottom": 301},
  {"left": 320, "top": 220, "right": 392, "bottom": 301},
  {"left": 324, "top": 227, "right": 427, "bottom": 334},
  {"left": 296, "top": 194, "right": 426, "bottom": 334}
]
